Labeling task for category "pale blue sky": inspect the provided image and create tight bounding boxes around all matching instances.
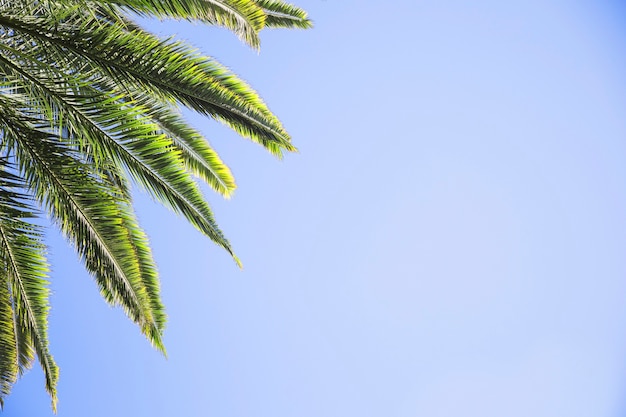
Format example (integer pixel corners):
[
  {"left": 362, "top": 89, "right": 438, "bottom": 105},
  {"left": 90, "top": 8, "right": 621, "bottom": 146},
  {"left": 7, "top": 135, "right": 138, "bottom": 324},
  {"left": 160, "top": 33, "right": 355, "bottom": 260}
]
[{"left": 6, "top": 1, "right": 626, "bottom": 416}]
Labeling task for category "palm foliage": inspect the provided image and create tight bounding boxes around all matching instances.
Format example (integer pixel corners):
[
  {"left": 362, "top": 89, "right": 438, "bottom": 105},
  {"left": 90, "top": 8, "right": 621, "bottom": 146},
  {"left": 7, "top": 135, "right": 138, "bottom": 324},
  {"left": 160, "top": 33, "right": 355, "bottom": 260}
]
[{"left": 0, "top": 0, "right": 310, "bottom": 411}]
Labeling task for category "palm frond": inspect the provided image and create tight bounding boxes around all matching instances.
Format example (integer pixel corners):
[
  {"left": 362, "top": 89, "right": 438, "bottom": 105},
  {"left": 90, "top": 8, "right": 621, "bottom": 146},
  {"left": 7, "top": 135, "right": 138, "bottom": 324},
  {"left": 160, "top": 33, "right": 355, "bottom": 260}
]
[
  {"left": 256, "top": 0, "right": 312, "bottom": 29},
  {"left": 104, "top": 0, "right": 266, "bottom": 48},
  {"left": 0, "top": 44, "right": 238, "bottom": 258},
  {"left": 0, "top": 253, "right": 18, "bottom": 409},
  {"left": 0, "top": 101, "right": 166, "bottom": 351},
  {"left": 0, "top": 159, "right": 57, "bottom": 411},
  {"left": 0, "top": 219, "right": 58, "bottom": 411},
  {"left": 129, "top": 97, "right": 237, "bottom": 197},
  {"left": 0, "top": 10, "right": 295, "bottom": 155},
  {"left": 0, "top": 0, "right": 310, "bottom": 410}
]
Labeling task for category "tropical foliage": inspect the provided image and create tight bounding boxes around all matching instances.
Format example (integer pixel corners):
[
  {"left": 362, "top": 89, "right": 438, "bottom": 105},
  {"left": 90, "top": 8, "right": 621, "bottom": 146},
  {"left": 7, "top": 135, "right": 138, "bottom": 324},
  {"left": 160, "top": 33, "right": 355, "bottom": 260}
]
[{"left": 0, "top": 0, "right": 310, "bottom": 411}]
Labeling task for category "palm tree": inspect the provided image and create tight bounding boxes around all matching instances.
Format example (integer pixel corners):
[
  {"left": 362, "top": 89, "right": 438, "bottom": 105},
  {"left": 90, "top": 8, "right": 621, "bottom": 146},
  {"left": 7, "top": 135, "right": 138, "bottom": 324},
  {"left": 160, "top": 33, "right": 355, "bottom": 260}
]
[{"left": 0, "top": 0, "right": 310, "bottom": 411}]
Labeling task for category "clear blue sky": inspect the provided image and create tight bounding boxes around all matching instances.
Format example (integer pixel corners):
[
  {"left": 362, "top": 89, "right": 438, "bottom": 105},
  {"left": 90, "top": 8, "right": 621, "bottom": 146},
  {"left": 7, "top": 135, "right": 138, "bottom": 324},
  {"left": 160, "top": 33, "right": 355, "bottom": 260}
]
[{"left": 6, "top": 1, "right": 626, "bottom": 416}]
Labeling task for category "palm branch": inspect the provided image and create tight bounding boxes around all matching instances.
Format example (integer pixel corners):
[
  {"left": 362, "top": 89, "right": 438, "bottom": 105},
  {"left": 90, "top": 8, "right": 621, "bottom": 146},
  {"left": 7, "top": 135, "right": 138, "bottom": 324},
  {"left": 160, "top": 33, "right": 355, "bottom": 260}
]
[{"left": 0, "top": 0, "right": 310, "bottom": 411}]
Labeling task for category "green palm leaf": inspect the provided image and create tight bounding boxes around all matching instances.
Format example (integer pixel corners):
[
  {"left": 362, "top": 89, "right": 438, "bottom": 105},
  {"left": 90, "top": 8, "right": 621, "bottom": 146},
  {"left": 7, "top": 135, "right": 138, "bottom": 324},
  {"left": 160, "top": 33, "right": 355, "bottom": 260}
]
[
  {"left": 0, "top": 159, "right": 57, "bottom": 411},
  {"left": 256, "top": 0, "right": 312, "bottom": 29},
  {"left": 0, "top": 270, "right": 17, "bottom": 406},
  {"left": 0, "top": 42, "right": 238, "bottom": 255},
  {"left": 0, "top": 217, "right": 58, "bottom": 412},
  {"left": 105, "top": 0, "right": 266, "bottom": 48},
  {"left": 0, "top": 101, "right": 164, "bottom": 347},
  {"left": 0, "top": 9, "right": 295, "bottom": 155},
  {"left": 0, "top": 0, "right": 310, "bottom": 410}
]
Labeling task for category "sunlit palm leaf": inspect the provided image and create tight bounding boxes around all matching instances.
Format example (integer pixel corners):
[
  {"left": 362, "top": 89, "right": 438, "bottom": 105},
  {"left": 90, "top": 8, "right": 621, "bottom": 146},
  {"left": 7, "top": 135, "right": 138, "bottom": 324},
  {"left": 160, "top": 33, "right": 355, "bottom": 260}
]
[
  {"left": 0, "top": 271, "right": 17, "bottom": 407},
  {"left": 0, "top": 9, "right": 294, "bottom": 154},
  {"left": 0, "top": 42, "right": 237, "bottom": 255},
  {"left": 0, "top": 160, "right": 57, "bottom": 411},
  {"left": 0, "top": 0, "right": 309, "bottom": 410},
  {"left": 0, "top": 102, "right": 164, "bottom": 349},
  {"left": 256, "top": 0, "right": 312, "bottom": 29},
  {"left": 106, "top": 0, "right": 266, "bottom": 48},
  {"left": 131, "top": 98, "right": 237, "bottom": 196}
]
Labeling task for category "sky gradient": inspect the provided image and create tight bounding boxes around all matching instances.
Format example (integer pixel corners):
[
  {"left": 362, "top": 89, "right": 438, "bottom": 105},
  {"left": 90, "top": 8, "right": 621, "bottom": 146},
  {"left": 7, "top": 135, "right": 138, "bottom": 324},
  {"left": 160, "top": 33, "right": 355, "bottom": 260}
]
[{"left": 5, "top": 1, "right": 626, "bottom": 416}]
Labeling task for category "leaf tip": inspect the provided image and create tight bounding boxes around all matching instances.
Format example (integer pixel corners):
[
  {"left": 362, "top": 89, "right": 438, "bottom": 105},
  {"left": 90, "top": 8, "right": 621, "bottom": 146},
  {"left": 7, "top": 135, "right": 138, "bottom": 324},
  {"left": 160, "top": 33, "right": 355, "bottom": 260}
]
[{"left": 234, "top": 254, "right": 243, "bottom": 269}]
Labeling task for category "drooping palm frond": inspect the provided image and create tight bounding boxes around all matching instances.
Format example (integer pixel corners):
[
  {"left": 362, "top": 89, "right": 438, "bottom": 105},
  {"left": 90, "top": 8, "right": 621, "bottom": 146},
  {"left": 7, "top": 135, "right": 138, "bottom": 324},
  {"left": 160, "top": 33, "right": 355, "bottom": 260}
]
[
  {"left": 0, "top": 218, "right": 58, "bottom": 412},
  {"left": 104, "top": 0, "right": 267, "bottom": 48},
  {"left": 0, "top": 159, "right": 57, "bottom": 411},
  {"left": 0, "top": 272, "right": 17, "bottom": 405},
  {"left": 97, "top": 0, "right": 313, "bottom": 44},
  {"left": 0, "top": 101, "right": 167, "bottom": 347},
  {"left": 134, "top": 99, "right": 238, "bottom": 197},
  {"left": 256, "top": 0, "right": 312, "bottom": 29},
  {"left": 0, "top": 49, "right": 237, "bottom": 256},
  {"left": 0, "top": 7, "right": 296, "bottom": 154},
  {"left": 0, "top": 0, "right": 309, "bottom": 410}
]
